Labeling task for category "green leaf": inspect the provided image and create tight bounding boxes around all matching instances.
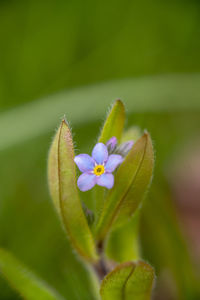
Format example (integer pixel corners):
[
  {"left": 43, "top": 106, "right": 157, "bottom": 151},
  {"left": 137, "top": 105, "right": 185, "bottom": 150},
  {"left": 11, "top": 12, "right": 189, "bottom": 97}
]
[
  {"left": 106, "top": 210, "right": 140, "bottom": 263},
  {"left": 1, "top": 74, "right": 200, "bottom": 151},
  {"left": 48, "top": 119, "right": 98, "bottom": 262},
  {"left": 115, "top": 132, "right": 154, "bottom": 226},
  {"left": 124, "top": 261, "right": 155, "bottom": 300},
  {"left": 48, "top": 125, "right": 61, "bottom": 215},
  {"left": 100, "top": 260, "right": 155, "bottom": 300},
  {"left": 94, "top": 99, "right": 125, "bottom": 222},
  {"left": 95, "top": 132, "right": 154, "bottom": 241},
  {"left": 104, "top": 128, "right": 144, "bottom": 263},
  {"left": 0, "top": 248, "right": 64, "bottom": 300},
  {"left": 121, "top": 127, "right": 142, "bottom": 144},
  {"left": 98, "top": 99, "right": 125, "bottom": 143}
]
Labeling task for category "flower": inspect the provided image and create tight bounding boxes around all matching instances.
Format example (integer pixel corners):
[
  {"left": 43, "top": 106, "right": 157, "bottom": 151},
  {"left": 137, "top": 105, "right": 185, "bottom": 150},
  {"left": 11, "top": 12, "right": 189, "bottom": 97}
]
[{"left": 74, "top": 140, "right": 123, "bottom": 192}]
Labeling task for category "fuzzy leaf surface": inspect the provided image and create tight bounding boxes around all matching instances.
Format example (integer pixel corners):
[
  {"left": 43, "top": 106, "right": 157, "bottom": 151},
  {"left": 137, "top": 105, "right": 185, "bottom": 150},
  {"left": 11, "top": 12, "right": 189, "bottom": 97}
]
[
  {"left": 98, "top": 99, "right": 125, "bottom": 144},
  {"left": 95, "top": 133, "right": 154, "bottom": 241},
  {"left": 100, "top": 261, "right": 154, "bottom": 300},
  {"left": 115, "top": 131, "right": 154, "bottom": 226},
  {"left": 48, "top": 120, "right": 98, "bottom": 262}
]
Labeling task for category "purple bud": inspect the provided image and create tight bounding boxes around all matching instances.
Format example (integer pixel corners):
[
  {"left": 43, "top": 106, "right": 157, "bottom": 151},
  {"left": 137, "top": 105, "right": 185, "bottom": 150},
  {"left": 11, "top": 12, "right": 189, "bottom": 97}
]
[
  {"left": 115, "top": 140, "right": 134, "bottom": 157},
  {"left": 106, "top": 136, "right": 117, "bottom": 153},
  {"left": 123, "top": 140, "right": 134, "bottom": 153}
]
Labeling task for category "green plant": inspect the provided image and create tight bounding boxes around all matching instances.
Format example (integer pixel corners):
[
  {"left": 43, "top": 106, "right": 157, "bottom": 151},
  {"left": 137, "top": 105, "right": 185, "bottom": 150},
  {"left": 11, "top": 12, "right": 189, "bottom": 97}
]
[
  {"left": 47, "top": 99, "right": 155, "bottom": 299},
  {"left": 0, "top": 76, "right": 200, "bottom": 299}
]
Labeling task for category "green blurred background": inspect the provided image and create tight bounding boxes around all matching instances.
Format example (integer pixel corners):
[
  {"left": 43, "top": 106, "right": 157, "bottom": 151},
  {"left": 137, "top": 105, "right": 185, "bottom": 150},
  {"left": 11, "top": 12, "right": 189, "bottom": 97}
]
[{"left": 0, "top": 0, "right": 200, "bottom": 299}]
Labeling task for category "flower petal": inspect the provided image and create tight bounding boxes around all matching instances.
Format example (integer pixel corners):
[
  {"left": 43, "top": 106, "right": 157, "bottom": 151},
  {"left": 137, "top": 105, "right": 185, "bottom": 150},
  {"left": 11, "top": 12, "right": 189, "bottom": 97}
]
[
  {"left": 106, "top": 136, "right": 117, "bottom": 152},
  {"left": 105, "top": 154, "right": 123, "bottom": 172},
  {"left": 77, "top": 173, "right": 97, "bottom": 191},
  {"left": 96, "top": 173, "right": 114, "bottom": 189},
  {"left": 92, "top": 143, "right": 108, "bottom": 164},
  {"left": 74, "top": 154, "right": 95, "bottom": 172}
]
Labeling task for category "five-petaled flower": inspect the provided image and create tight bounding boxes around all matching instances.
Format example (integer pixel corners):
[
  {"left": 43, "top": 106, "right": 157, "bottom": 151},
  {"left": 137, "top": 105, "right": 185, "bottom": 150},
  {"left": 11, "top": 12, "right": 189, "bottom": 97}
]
[{"left": 74, "top": 139, "right": 123, "bottom": 191}]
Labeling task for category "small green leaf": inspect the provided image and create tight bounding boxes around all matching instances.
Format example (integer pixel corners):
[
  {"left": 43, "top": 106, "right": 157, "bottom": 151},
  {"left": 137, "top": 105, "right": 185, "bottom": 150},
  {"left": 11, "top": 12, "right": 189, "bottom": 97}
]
[
  {"left": 48, "top": 119, "right": 98, "bottom": 262},
  {"left": 115, "top": 132, "right": 154, "bottom": 226},
  {"left": 106, "top": 210, "right": 140, "bottom": 263},
  {"left": 95, "top": 132, "right": 154, "bottom": 241},
  {"left": 125, "top": 261, "right": 155, "bottom": 300},
  {"left": 0, "top": 248, "right": 64, "bottom": 300},
  {"left": 101, "top": 262, "right": 133, "bottom": 300},
  {"left": 100, "top": 260, "right": 155, "bottom": 300},
  {"left": 98, "top": 99, "right": 125, "bottom": 143},
  {"left": 121, "top": 126, "right": 142, "bottom": 144}
]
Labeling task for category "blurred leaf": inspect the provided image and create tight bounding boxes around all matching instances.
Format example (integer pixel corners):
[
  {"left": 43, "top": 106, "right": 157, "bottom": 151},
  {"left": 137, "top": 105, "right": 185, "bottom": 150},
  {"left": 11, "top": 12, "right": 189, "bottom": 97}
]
[
  {"left": 95, "top": 132, "right": 154, "bottom": 241},
  {"left": 98, "top": 99, "right": 125, "bottom": 143},
  {"left": 106, "top": 210, "right": 140, "bottom": 263},
  {"left": 0, "top": 248, "right": 64, "bottom": 300},
  {"left": 48, "top": 120, "right": 98, "bottom": 262},
  {"left": 1, "top": 0, "right": 200, "bottom": 111},
  {"left": 100, "top": 260, "right": 155, "bottom": 300},
  {"left": 0, "top": 74, "right": 200, "bottom": 151},
  {"left": 141, "top": 183, "right": 200, "bottom": 300},
  {"left": 121, "top": 127, "right": 142, "bottom": 144}
]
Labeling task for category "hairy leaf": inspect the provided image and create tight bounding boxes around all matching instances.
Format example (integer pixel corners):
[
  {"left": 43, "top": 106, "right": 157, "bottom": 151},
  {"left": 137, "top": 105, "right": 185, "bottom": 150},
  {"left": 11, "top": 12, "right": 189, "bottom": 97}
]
[
  {"left": 98, "top": 99, "right": 125, "bottom": 143},
  {"left": 104, "top": 128, "right": 144, "bottom": 262},
  {"left": 115, "top": 132, "right": 154, "bottom": 226},
  {"left": 95, "top": 132, "right": 154, "bottom": 241},
  {"left": 0, "top": 248, "right": 64, "bottom": 300},
  {"left": 48, "top": 120, "right": 98, "bottom": 262},
  {"left": 100, "top": 261, "right": 155, "bottom": 300},
  {"left": 48, "top": 125, "right": 61, "bottom": 215}
]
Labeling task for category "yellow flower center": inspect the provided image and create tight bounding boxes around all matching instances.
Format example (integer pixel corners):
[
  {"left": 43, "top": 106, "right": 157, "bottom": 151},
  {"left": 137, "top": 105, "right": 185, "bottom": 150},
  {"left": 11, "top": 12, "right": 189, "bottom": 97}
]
[{"left": 93, "top": 165, "right": 105, "bottom": 176}]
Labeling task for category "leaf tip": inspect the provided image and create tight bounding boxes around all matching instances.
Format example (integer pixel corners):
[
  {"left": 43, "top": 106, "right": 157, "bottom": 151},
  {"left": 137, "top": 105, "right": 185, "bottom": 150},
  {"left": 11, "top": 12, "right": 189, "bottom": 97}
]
[{"left": 114, "top": 98, "right": 125, "bottom": 111}]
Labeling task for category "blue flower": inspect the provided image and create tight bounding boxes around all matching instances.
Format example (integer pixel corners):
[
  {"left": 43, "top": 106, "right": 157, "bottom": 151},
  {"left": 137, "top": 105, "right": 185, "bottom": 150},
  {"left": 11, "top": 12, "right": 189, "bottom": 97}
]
[{"left": 74, "top": 140, "right": 123, "bottom": 192}]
